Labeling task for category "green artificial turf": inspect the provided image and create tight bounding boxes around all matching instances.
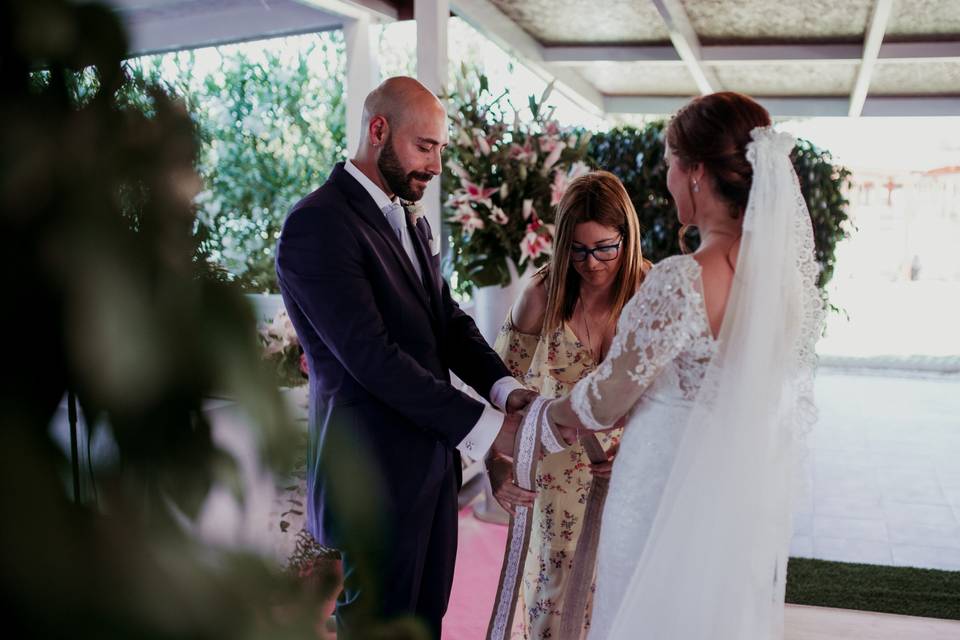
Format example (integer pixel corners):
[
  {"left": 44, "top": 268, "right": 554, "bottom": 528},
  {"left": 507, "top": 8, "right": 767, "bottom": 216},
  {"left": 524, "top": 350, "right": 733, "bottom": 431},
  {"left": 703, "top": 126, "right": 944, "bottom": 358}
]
[{"left": 786, "top": 557, "right": 960, "bottom": 621}]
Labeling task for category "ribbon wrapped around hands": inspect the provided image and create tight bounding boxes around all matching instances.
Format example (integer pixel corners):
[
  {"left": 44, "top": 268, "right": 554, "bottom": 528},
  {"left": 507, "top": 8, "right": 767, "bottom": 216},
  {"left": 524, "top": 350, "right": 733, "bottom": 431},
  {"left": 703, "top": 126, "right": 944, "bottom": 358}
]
[{"left": 486, "top": 397, "right": 611, "bottom": 640}]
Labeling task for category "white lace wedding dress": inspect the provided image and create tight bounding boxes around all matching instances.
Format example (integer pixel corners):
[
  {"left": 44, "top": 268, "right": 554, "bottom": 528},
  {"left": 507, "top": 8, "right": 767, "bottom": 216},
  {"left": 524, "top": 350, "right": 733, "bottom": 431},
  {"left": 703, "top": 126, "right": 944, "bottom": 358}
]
[
  {"left": 522, "top": 127, "right": 820, "bottom": 640},
  {"left": 566, "top": 253, "right": 717, "bottom": 639}
]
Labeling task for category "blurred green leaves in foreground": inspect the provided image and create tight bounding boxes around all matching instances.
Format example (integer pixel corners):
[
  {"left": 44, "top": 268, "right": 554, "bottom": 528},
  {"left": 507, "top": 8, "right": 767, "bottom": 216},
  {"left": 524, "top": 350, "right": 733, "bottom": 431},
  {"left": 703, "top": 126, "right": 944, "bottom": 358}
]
[{"left": 0, "top": 1, "right": 406, "bottom": 637}]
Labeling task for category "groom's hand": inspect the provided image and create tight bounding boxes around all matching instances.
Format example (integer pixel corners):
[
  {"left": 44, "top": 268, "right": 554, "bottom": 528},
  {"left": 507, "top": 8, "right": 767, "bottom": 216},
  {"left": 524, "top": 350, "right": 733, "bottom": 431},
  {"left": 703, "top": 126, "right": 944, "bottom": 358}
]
[
  {"left": 491, "top": 412, "right": 521, "bottom": 457},
  {"left": 487, "top": 453, "right": 536, "bottom": 515},
  {"left": 505, "top": 389, "right": 537, "bottom": 414}
]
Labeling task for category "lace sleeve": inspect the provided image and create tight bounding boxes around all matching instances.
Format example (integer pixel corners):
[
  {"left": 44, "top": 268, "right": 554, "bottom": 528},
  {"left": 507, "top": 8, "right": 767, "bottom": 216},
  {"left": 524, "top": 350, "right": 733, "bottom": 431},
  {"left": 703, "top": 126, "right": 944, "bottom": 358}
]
[{"left": 564, "top": 256, "right": 704, "bottom": 430}]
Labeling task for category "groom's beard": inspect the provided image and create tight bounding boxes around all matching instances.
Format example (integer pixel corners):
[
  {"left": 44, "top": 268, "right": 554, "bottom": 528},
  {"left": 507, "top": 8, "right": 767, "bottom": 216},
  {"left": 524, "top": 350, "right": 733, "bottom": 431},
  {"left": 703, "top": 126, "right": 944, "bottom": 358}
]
[{"left": 378, "top": 137, "right": 433, "bottom": 202}]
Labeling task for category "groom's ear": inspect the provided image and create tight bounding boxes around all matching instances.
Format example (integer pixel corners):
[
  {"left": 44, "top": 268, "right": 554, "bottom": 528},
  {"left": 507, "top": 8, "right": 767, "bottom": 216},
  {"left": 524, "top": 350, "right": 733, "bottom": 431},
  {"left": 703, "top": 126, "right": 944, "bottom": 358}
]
[{"left": 369, "top": 115, "right": 389, "bottom": 147}]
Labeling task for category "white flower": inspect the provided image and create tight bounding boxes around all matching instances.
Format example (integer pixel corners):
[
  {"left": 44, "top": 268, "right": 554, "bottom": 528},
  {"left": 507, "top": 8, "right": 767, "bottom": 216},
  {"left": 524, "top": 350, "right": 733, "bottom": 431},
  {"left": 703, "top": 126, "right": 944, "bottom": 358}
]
[
  {"left": 550, "top": 161, "right": 591, "bottom": 205},
  {"left": 489, "top": 206, "right": 509, "bottom": 225},
  {"left": 403, "top": 200, "right": 426, "bottom": 226},
  {"left": 241, "top": 113, "right": 268, "bottom": 138},
  {"left": 522, "top": 199, "right": 534, "bottom": 220},
  {"left": 446, "top": 159, "right": 470, "bottom": 181},
  {"left": 473, "top": 128, "right": 491, "bottom": 156},
  {"left": 260, "top": 308, "right": 299, "bottom": 355},
  {"left": 540, "top": 141, "right": 567, "bottom": 176}
]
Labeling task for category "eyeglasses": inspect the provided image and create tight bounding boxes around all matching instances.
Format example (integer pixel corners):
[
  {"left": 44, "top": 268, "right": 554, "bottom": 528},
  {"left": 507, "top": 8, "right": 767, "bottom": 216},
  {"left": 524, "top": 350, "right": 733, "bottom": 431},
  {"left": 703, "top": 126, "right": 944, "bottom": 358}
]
[{"left": 570, "top": 239, "right": 622, "bottom": 262}]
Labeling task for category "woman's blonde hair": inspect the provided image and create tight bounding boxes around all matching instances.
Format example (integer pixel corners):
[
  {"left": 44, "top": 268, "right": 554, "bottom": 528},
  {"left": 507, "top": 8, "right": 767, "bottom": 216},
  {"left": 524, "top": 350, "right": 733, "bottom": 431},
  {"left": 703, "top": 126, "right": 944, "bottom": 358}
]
[{"left": 541, "top": 170, "right": 650, "bottom": 335}]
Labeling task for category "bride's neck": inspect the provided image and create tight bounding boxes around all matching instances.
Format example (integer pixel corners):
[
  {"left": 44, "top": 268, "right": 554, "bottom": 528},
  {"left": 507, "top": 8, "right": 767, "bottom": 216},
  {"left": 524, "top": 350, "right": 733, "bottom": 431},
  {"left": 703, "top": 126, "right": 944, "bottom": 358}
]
[{"left": 696, "top": 211, "right": 742, "bottom": 248}]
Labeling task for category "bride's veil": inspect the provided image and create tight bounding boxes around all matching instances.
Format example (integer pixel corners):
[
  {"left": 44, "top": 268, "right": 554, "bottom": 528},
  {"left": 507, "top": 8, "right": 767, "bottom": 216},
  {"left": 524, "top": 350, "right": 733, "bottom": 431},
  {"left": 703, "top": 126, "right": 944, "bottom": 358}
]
[{"left": 605, "top": 127, "right": 824, "bottom": 639}]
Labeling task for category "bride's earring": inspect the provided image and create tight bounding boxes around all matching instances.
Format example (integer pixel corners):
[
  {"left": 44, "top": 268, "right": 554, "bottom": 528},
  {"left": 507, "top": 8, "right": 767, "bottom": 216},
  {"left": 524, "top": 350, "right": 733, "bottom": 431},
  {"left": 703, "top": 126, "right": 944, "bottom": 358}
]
[{"left": 691, "top": 179, "right": 700, "bottom": 193}]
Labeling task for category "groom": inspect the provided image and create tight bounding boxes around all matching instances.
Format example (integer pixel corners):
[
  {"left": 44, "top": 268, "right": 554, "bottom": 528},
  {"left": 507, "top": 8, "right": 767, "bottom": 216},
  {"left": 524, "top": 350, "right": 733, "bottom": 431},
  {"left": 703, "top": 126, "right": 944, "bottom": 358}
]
[{"left": 276, "top": 77, "right": 534, "bottom": 638}]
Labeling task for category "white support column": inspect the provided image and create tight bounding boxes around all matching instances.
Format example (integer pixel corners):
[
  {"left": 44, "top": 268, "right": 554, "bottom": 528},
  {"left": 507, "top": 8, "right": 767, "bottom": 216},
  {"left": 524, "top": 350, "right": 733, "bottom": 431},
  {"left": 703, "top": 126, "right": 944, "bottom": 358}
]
[
  {"left": 415, "top": 0, "right": 449, "bottom": 244},
  {"left": 344, "top": 15, "right": 379, "bottom": 158}
]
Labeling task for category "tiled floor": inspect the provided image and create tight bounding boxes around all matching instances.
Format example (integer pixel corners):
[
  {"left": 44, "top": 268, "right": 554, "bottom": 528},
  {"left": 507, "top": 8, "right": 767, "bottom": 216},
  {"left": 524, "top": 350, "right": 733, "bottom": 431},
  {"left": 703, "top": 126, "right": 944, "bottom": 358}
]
[
  {"left": 790, "top": 367, "right": 960, "bottom": 571},
  {"left": 784, "top": 604, "right": 960, "bottom": 640},
  {"left": 445, "top": 506, "right": 960, "bottom": 640}
]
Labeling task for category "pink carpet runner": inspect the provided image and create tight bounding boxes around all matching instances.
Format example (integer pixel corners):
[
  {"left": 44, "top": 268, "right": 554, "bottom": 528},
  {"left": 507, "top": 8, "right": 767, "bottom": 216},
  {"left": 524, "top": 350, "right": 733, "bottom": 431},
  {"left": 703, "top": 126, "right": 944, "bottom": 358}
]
[{"left": 442, "top": 507, "right": 508, "bottom": 640}]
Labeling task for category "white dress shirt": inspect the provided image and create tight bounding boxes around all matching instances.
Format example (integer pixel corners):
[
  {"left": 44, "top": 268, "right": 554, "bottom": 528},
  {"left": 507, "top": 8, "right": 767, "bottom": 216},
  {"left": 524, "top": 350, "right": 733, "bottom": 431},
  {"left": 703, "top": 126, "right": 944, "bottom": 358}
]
[{"left": 344, "top": 160, "right": 523, "bottom": 458}]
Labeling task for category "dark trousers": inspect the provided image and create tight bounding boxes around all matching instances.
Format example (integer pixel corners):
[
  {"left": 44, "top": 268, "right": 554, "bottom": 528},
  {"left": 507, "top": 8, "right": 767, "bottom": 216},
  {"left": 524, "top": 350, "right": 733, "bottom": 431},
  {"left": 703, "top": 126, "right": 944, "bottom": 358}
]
[{"left": 336, "top": 466, "right": 459, "bottom": 640}]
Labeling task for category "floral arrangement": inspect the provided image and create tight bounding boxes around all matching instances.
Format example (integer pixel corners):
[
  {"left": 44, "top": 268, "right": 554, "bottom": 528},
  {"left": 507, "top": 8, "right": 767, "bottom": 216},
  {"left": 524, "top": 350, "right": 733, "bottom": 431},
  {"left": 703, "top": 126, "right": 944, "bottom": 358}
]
[
  {"left": 442, "top": 69, "right": 592, "bottom": 294},
  {"left": 259, "top": 308, "right": 308, "bottom": 387}
]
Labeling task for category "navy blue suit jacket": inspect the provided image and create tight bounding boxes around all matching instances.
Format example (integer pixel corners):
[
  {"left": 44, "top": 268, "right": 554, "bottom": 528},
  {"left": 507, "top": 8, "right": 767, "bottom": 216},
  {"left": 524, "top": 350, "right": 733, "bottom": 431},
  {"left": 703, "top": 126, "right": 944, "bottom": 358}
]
[{"left": 276, "top": 162, "right": 510, "bottom": 546}]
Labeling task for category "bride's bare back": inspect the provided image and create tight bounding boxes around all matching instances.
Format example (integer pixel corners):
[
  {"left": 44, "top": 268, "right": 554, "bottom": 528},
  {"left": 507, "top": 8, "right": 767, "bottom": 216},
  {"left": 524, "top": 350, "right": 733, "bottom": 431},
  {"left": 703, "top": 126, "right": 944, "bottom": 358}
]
[{"left": 693, "top": 237, "right": 741, "bottom": 339}]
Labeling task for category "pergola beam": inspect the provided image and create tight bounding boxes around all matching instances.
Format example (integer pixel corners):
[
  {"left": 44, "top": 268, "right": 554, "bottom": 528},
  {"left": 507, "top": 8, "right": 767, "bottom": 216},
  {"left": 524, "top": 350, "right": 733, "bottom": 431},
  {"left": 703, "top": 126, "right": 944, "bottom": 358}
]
[
  {"left": 294, "top": 0, "right": 398, "bottom": 22},
  {"left": 650, "top": 0, "right": 720, "bottom": 94},
  {"left": 450, "top": 0, "right": 604, "bottom": 116},
  {"left": 849, "top": 0, "right": 894, "bottom": 117},
  {"left": 543, "top": 45, "right": 681, "bottom": 63},
  {"left": 604, "top": 94, "right": 960, "bottom": 118},
  {"left": 862, "top": 96, "right": 960, "bottom": 117},
  {"left": 118, "top": 0, "right": 344, "bottom": 56},
  {"left": 542, "top": 40, "right": 960, "bottom": 65},
  {"left": 878, "top": 40, "right": 960, "bottom": 60}
]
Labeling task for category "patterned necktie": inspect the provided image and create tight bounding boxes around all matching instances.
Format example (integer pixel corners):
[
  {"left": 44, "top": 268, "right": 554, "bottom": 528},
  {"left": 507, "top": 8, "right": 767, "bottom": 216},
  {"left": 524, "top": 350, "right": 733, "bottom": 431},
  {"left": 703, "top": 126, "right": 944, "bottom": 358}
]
[{"left": 384, "top": 201, "right": 422, "bottom": 281}]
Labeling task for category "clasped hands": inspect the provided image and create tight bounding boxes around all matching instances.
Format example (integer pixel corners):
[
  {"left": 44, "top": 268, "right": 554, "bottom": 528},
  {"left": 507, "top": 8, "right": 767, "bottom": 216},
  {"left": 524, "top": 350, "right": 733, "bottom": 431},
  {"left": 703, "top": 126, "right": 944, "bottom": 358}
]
[
  {"left": 491, "top": 389, "right": 581, "bottom": 458},
  {"left": 487, "top": 390, "right": 618, "bottom": 514}
]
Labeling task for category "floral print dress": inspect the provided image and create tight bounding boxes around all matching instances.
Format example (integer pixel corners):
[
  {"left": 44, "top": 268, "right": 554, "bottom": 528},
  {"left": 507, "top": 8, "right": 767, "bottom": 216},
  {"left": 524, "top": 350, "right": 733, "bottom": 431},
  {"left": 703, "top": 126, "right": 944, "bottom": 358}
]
[{"left": 494, "top": 315, "right": 621, "bottom": 640}]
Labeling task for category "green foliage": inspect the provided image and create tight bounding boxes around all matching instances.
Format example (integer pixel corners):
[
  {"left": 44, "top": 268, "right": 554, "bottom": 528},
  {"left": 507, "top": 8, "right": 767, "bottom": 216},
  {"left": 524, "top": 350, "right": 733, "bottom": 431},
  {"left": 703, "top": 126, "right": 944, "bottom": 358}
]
[
  {"left": 586, "top": 123, "right": 852, "bottom": 288},
  {"left": 586, "top": 122, "right": 679, "bottom": 263},
  {"left": 786, "top": 557, "right": 960, "bottom": 621},
  {"left": 35, "top": 35, "right": 349, "bottom": 293},
  {"left": 190, "top": 38, "right": 347, "bottom": 292},
  {"left": 0, "top": 1, "right": 371, "bottom": 637},
  {"left": 791, "top": 138, "right": 853, "bottom": 287}
]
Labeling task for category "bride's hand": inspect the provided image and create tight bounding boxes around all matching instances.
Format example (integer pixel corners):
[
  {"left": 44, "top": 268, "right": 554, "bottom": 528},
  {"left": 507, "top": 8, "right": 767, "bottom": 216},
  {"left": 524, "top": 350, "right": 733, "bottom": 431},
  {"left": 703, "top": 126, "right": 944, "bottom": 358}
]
[
  {"left": 487, "top": 454, "right": 536, "bottom": 515},
  {"left": 590, "top": 442, "right": 620, "bottom": 479}
]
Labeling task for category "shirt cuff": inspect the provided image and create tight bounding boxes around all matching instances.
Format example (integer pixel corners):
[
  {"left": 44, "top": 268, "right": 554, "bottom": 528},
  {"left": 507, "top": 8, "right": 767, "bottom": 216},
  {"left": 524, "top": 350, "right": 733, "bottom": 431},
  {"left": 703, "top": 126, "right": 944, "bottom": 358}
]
[
  {"left": 456, "top": 404, "right": 503, "bottom": 460},
  {"left": 489, "top": 376, "right": 525, "bottom": 412}
]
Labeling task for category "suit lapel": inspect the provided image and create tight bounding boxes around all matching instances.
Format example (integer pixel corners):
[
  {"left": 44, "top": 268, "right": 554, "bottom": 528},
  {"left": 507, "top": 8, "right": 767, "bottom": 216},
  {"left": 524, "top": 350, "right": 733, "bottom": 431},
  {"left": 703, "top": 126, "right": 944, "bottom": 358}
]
[
  {"left": 411, "top": 218, "right": 443, "bottom": 319},
  {"left": 332, "top": 164, "right": 433, "bottom": 314}
]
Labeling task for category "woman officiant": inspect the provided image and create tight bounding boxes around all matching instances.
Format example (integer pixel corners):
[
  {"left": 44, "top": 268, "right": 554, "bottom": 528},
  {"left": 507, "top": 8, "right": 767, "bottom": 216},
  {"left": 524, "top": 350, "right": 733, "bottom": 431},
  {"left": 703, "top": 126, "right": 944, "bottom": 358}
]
[{"left": 488, "top": 171, "right": 650, "bottom": 638}]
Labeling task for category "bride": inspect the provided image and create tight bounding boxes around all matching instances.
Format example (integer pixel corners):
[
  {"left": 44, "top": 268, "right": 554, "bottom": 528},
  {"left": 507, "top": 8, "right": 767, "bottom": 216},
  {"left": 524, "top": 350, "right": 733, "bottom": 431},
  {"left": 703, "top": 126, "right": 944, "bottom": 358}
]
[{"left": 510, "top": 92, "right": 823, "bottom": 639}]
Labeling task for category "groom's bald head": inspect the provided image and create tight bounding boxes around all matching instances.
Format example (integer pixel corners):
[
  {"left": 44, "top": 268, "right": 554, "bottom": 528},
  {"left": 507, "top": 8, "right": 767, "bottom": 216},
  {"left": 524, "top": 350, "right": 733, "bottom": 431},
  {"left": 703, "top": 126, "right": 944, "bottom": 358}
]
[
  {"left": 361, "top": 76, "right": 445, "bottom": 134},
  {"left": 354, "top": 76, "right": 449, "bottom": 202}
]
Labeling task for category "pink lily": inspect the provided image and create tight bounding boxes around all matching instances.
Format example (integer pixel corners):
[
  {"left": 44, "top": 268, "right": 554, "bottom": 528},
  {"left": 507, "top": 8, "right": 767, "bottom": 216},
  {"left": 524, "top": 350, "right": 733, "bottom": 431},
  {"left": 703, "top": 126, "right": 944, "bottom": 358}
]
[
  {"left": 448, "top": 204, "right": 486, "bottom": 238},
  {"left": 519, "top": 230, "right": 552, "bottom": 265},
  {"left": 461, "top": 179, "right": 498, "bottom": 204}
]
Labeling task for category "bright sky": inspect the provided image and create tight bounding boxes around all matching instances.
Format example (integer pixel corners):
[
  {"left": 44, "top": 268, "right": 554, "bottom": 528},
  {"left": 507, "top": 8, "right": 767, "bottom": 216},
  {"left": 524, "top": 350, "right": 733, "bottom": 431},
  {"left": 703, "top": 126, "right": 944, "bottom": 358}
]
[{"left": 780, "top": 117, "right": 960, "bottom": 173}]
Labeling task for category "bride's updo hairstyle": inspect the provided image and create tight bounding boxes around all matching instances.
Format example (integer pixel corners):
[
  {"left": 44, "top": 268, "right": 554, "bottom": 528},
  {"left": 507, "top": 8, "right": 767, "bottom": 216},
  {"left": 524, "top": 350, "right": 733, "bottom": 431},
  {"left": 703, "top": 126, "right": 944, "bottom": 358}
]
[{"left": 666, "top": 92, "right": 771, "bottom": 219}]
